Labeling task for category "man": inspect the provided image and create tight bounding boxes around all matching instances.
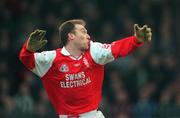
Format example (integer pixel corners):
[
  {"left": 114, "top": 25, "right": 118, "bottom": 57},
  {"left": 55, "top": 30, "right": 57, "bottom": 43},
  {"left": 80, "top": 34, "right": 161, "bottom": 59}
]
[{"left": 19, "top": 19, "right": 152, "bottom": 118}]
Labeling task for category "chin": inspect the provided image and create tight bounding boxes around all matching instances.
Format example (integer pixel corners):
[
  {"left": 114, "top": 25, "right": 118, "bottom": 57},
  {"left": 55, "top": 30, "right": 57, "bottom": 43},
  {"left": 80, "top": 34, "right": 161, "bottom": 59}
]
[
  {"left": 82, "top": 47, "right": 89, "bottom": 51},
  {"left": 86, "top": 45, "right": 90, "bottom": 50},
  {"left": 84, "top": 48, "right": 89, "bottom": 51}
]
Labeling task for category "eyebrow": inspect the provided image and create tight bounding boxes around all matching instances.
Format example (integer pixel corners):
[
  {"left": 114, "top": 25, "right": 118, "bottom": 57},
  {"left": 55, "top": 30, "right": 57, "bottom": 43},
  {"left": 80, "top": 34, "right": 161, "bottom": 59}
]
[{"left": 80, "top": 28, "right": 87, "bottom": 32}]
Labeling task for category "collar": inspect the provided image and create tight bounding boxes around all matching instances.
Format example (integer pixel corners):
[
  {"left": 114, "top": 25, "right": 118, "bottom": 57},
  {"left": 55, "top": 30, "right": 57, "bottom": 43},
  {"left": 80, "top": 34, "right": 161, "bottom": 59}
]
[
  {"left": 61, "top": 47, "right": 82, "bottom": 60},
  {"left": 61, "top": 47, "right": 71, "bottom": 56}
]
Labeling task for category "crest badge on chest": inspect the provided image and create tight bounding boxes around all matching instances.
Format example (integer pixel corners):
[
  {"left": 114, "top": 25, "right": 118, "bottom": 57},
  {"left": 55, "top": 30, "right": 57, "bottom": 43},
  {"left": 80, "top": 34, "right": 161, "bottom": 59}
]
[{"left": 59, "top": 63, "right": 69, "bottom": 72}]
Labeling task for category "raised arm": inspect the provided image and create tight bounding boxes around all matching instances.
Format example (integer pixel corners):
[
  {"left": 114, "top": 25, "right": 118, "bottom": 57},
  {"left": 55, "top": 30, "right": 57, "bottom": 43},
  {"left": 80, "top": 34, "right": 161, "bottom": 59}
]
[
  {"left": 19, "top": 29, "right": 56, "bottom": 77},
  {"left": 90, "top": 24, "right": 152, "bottom": 65}
]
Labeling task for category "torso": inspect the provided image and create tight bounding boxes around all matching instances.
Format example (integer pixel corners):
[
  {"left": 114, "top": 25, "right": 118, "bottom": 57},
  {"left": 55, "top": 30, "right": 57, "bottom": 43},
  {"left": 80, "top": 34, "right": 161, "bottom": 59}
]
[{"left": 41, "top": 48, "right": 104, "bottom": 115}]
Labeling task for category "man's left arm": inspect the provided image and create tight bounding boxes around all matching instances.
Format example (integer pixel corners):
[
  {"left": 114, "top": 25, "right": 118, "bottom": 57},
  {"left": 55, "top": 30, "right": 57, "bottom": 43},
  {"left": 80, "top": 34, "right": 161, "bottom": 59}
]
[{"left": 90, "top": 24, "right": 152, "bottom": 65}]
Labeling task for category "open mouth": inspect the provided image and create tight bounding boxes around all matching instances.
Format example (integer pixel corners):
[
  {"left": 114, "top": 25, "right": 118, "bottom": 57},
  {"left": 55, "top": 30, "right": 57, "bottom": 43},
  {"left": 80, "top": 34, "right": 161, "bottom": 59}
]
[
  {"left": 87, "top": 41, "right": 90, "bottom": 47},
  {"left": 86, "top": 39, "right": 89, "bottom": 44}
]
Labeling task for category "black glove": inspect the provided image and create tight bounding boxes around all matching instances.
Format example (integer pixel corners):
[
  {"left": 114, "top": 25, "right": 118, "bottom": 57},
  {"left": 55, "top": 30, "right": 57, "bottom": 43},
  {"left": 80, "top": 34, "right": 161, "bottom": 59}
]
[
  {"left": 27, "top": 29, "right": 48, "bottom": 52},
  {"left": 134, "top": 24, "right": 152, "bottom": 43}
]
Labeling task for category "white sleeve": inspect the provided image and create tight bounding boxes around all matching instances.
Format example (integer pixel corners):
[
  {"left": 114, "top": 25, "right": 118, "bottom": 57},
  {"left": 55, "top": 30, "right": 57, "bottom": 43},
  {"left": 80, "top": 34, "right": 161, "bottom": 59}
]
[
  {"left": 32, "top": 50, "right": 56, "bottom": 77},
  {"left": 90, "top": 41, "right": 115, "bottom": 65}
]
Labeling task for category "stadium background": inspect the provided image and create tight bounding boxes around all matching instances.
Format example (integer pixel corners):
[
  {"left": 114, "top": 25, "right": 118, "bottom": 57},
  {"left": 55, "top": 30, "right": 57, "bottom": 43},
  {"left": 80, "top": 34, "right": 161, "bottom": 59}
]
[{"left": 0, "top": 0, "right": 179, "bottom": 118}]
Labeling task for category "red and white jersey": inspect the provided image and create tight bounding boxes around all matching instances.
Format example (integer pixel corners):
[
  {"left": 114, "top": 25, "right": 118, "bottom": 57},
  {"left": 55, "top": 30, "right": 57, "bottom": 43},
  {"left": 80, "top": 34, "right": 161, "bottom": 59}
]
[{"left": 19, "top": 36, "right": 143, "bottom": 115}]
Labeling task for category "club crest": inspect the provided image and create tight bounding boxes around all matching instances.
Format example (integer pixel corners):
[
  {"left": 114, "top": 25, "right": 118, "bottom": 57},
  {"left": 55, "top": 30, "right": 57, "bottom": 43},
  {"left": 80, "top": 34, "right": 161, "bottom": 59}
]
[{"left": 59, "top": 64, "right": 69, "bottom": 72}]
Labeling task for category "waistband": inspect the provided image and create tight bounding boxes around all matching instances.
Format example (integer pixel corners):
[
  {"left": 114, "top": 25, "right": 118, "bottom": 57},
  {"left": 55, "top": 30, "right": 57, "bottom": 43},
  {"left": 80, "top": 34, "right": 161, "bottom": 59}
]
[{"left": 59, "top": 109, "right": 97, "bottom": 118}]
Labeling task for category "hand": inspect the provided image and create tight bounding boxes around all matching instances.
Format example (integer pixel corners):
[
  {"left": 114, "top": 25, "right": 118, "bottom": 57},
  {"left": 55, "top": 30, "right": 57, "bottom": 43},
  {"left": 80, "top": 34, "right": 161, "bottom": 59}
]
[
  {"left": 27, "top": 29, "right": 48, "bottom": 52},
  {"left": 134, "top": 24, "right": 152, "bottom": 43}
]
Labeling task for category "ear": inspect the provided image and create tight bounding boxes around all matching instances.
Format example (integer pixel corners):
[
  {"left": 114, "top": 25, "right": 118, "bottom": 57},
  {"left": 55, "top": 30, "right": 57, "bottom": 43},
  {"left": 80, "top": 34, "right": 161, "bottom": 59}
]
[{"left": 68, "top": 33, "right": 75, "bottom": 41}]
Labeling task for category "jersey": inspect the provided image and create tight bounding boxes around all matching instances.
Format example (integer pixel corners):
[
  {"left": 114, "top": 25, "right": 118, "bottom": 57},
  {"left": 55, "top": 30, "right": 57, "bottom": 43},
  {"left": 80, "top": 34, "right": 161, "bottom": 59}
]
[{"left": 19, "top": 36, "right": 143, "bottom": 115}]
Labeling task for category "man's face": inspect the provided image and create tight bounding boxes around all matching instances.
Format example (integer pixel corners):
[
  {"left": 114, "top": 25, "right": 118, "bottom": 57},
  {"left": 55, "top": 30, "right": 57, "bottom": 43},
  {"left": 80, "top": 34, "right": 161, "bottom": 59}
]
[{"left": 70, "top": 24, "right": 90, "bottom": 51}]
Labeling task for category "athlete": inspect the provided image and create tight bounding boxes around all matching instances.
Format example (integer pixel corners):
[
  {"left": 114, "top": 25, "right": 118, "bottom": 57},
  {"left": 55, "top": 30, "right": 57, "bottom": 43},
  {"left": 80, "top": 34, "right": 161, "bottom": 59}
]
[{"left": 19, "top": 19, "right": 152, "bottom": 118}]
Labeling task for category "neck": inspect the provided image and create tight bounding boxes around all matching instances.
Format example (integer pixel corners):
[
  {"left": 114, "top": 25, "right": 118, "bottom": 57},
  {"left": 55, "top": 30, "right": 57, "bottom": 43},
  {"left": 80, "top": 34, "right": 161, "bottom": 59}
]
[{"left": 65, "top": 44, "right": 83, "bottom": 57}]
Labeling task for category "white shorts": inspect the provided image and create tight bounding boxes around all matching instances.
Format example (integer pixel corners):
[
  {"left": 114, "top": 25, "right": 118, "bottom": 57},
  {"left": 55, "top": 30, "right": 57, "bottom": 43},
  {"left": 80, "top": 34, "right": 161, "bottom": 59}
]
[{"left": 59, "top": 110, "right": 105, "bottom": 118}]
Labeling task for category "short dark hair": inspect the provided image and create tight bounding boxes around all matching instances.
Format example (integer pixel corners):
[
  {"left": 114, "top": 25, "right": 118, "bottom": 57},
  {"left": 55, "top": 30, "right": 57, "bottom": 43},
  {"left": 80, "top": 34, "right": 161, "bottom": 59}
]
[{"left": 58, "top": 19, "right": 86, "bottom": 46}]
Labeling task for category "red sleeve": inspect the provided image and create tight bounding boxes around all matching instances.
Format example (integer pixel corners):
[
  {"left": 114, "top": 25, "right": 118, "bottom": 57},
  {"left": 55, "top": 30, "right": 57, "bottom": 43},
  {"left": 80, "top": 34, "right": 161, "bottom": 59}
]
[
  {"left": 111, "top": 36, "right": 143, "bottom": 59},
  {"left": 19, "top": 41, "right": 35, "bottom": 69}
]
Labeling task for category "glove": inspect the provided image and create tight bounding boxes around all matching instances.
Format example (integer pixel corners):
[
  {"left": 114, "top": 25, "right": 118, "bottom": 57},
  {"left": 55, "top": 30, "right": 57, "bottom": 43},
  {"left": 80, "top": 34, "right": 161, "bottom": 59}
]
[
  {"left": 134, "top": 24, "right": 152, "bottom": 43},
  {"left": 27, "top": 29, "right": 48, "bottom": 52}
]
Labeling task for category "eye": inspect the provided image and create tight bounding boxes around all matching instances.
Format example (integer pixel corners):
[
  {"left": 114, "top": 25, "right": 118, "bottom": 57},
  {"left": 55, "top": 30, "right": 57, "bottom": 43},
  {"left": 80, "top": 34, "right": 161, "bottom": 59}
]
[{"left": 82, "top": 30, "right": 87, "bottom": 34}]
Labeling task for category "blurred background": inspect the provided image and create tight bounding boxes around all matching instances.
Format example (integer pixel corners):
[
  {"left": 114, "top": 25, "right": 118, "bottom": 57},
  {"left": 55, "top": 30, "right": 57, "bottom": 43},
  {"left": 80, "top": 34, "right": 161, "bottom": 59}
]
[{"left": 0, "top": 0, "right": 179, "bottom": 118}]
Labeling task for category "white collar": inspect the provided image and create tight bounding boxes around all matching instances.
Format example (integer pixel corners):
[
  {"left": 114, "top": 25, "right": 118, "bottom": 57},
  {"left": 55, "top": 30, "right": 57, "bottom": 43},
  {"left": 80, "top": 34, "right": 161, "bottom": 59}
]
[
  {"left": 61, "top": 47, "right": 82, "bottom": 60},
  {"left": 61, "top": 47, "right": 71, "bottom": 56}
]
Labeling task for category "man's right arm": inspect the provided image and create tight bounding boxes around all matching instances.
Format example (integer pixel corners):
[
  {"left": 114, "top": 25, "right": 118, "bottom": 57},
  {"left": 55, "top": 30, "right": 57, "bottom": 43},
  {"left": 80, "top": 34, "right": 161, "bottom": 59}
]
[{"left": 19, "top": 29, "right": 56, "bottom": 78}]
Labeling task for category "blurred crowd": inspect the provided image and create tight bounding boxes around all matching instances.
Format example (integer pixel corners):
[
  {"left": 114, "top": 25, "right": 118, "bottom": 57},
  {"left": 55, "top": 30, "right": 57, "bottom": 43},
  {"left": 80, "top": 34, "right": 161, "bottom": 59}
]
[{"left": 0, "top": 0, "right": 179, "bottom": 118}]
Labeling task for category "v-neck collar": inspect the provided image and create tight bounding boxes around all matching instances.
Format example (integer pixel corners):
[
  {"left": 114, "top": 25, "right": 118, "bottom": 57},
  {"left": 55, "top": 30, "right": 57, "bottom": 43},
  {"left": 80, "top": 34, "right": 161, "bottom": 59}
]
[{"left": 61, "top": 47, "right": 83, "bottom": 60}]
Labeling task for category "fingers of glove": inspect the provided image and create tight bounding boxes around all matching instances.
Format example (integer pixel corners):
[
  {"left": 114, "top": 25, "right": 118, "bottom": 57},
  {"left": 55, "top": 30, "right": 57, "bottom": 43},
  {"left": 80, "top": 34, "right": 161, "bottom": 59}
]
[
  {"left": 134, "top": 24, "right": 141, "bottom": 31},
  {"left": 146, "top": 32, "right": 152, "bottom": 42},
  {"left": 33, "top": 30, "right": 45, "bottom": 41},
  {"left": 30, "top": 29, "right": 41, "bottom": 40},
  {"left": 30, "top": 29, "right": 46, "bottom": 42},
  {"left": 146, "top": 28, "right": 151, "bottom": 33},
  {"left": 141, "top": 25, "right": 148, "bottom": 32},
  {"left": 33, "top": 29, "right": 40, "bottom": 34},
  {"left": 39, "top": 30, "right": 46, "bottom": 40}
]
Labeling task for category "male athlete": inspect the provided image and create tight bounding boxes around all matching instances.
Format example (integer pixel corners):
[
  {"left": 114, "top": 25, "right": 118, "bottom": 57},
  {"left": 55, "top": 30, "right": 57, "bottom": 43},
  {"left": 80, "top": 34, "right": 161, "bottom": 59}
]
[{"left": 19, "top": 19, "right": 152, "bottom": 118}]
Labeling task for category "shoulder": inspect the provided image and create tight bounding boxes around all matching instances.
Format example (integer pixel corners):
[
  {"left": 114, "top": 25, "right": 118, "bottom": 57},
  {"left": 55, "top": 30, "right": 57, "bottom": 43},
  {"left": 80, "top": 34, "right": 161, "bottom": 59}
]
[
  {"left": 34, "top": 49, "right": 57, "bottom": 63},
  {"left": 89, "top": 41, "right": 114, "bottom": 65}
]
